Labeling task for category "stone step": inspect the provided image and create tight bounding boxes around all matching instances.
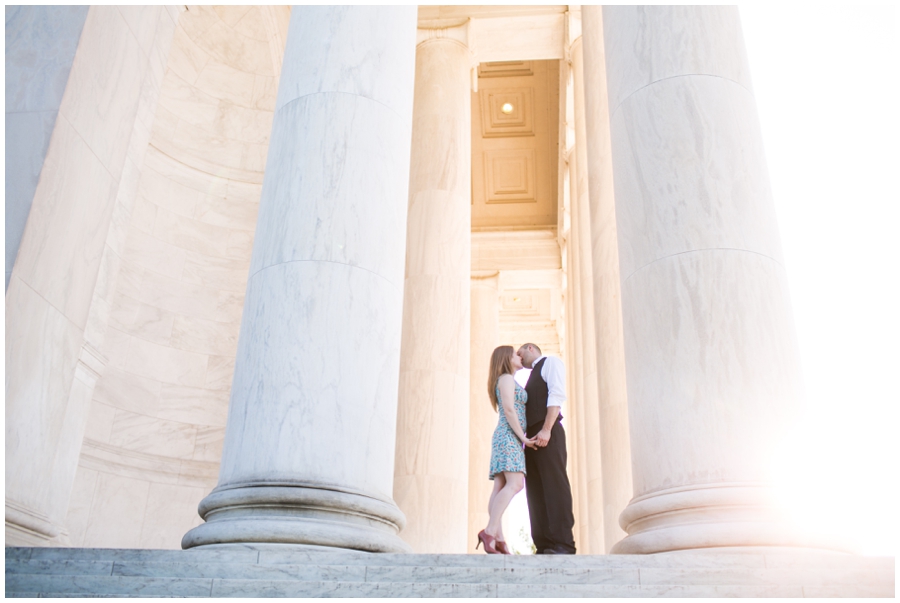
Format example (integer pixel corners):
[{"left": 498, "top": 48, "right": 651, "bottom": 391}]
[
  {"left": 7, "top": 546, "right": 895, "bottom": 570},
  {"left": 6, "top": 557, "right": 891, "bottom": 587},
  {"left": 6, "top": 574, "right": 894, "bottom": 598},
  {"left": 6, "top": 547, "right": 894, "bottom": 598}
]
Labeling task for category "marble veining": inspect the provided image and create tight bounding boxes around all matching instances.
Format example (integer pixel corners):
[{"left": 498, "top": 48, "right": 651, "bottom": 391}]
[
  {"left": 220, "top": 261, "right": 404, "bottom": 497},
  {"left": 108, "top": 411, "right": 199, "bottom": 459},
  {"left": 275, "top": 6, "right": 417, "bottom": 118},
  {"left": 621, "top": 250, "right": 803, "bottom": 495},
  {"left": 249, "top": 93, "right": 412, "bottom": 287},
  {"left": 602, "top": 6, "right": 753, "bottom": 117},
  {"left": 611, "top": 75, "right": 783, "bottom": 279},
  {"left": 92, "top": 366, "right": 162, "bottom": 418}
]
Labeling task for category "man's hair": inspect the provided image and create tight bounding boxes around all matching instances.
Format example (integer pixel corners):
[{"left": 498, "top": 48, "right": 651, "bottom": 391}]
[{"left": 520, "top": 343, "right": 541, "bottom": 355}]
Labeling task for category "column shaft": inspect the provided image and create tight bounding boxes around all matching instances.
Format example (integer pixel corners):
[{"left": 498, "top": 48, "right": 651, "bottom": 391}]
[
  {"left": 586, "top": 6, "right": 817, "bottom": 553},
  {"left": 562, "top": 201, "right": 588, "bottom": 552},
  {"left": 580, "top": 8, "right": 635, "bottom": 552},
  {"left": 569, "top": 34, "right": 606, "bottom": 555},
  {"left": 394, "top": 31, "right": 472, "bottom": 554},
  {"left": 182, "top": 6, "right": 417, "bottom": 553}
]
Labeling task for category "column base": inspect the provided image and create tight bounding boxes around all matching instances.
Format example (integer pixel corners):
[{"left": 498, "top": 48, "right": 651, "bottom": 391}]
[
  {"left": 5, "top": 501, "right": 71, "bottom": 547},
  {"left": 610, "top": 483, "right": 853, "bottom": 555},
  {"left": 182, "top": 484, "right": 411, "bottom": 553}
]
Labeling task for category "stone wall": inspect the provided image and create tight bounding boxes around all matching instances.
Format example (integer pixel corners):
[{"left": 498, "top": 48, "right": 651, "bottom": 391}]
[
  {"left": 6, "top": 5, "right": 180, "bottom": 547},
  {"left": 64, "top": 6, "right": 290, "bottom": 549}
]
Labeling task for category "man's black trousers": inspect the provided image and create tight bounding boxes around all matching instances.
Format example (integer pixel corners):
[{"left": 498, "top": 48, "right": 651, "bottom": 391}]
[{"left": 524, "top": 419, "right": 576, "bottom": 554}]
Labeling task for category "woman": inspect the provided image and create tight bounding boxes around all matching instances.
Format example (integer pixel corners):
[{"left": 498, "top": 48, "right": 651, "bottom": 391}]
[{"left": 477, "top": 345, "right": 535, "bottom": 554}]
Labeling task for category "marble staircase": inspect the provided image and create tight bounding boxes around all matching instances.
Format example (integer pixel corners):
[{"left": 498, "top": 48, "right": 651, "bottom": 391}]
[{"left": 5, "top": 546, "right": 894, "bottom": 597}]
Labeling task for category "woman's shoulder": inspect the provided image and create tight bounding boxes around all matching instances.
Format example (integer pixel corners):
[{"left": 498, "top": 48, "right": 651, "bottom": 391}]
[{"left": 497, "top": 373, "right": 515, "bottom": 385}]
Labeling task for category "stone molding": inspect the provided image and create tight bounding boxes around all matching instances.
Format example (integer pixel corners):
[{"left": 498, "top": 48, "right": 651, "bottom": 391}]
[
  {"left": 416, "top": 22, "right": 479, "bottom": 92},
  {"left": 79, "top": 438, "right": 219, "bottom": 489},
  {"left": 416, "top": 21, "right": 469, "bottom": 49},
  {"left": 184, "top": 484, "right": 409, "bottom": 553},
  {"left": 6, "top": 500, "right": 62, "bottom": 542},
  {"left": 612, "top": 482, "right": 853, "bottom": 554},
  {"left": 73, "top": 342, "right": 107, "bottom": 387},
  {"left": 565, "top": 9, "right": 583, "bottom": 65}
]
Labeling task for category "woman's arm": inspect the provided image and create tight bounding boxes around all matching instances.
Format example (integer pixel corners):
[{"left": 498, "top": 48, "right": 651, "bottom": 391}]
[{"left": 498, "top": 374, "right": 530, "bottom": 444}]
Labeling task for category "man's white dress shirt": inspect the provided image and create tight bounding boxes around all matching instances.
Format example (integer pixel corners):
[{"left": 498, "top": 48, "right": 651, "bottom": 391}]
[{"left": 533, "top": 355, "right": 566, "bottom": 411}]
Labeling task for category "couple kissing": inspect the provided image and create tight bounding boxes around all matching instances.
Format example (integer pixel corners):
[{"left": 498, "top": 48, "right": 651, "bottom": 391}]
[{"left": 476, "top": 343, "right": 576, "bottom": 555}]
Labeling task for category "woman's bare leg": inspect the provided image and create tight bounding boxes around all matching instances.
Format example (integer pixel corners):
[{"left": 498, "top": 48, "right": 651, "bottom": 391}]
[
  {"left": 486, "top": 471, "right": 524, "bottom": 538},
  {"left": 485, "top": 474, "right": 505, "bottom": 539},
  {"left": 488, "top": 474, "right": 504, "bottom": 516}
]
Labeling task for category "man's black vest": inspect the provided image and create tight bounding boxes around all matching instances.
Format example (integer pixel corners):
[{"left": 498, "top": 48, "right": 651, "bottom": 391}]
[{"left": 525, "top": 357, "right": 563, "bottom": 429}]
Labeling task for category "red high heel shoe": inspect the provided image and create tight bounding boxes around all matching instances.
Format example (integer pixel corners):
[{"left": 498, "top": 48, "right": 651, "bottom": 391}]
[{"left": 475, "top": 529, "right": 500, "bottom": 554}]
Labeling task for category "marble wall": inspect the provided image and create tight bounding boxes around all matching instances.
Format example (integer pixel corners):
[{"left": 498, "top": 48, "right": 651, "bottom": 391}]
[
  {"left": 64, "top": 6, "right": 290, "bottom": 549},
  {"left": 6, "top": 5, "right": 180, "bottom": 546},
  {"left": 5, "top": 6, "right": 89, "bottom": 291}
]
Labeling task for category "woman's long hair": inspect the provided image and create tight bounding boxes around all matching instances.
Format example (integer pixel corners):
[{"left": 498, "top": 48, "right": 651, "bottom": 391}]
[{"left": 487, "top": 345, "right": 515, "bottom": 412}]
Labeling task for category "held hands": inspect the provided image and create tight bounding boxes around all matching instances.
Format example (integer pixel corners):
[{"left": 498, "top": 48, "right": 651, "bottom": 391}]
[
  {"left": 534, "top": 428, "right": 551, "bottom": 448},
  {"left": 522, "top": 436, "right": 539, "bottom": 450}
]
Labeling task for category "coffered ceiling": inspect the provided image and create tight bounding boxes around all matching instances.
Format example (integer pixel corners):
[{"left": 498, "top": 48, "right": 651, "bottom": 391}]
[{"left": 471, "top": 59, "right": 560, "bottom": 231}]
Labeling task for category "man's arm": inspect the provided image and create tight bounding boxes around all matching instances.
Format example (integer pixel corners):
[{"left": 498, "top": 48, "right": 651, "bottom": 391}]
[
  {"left": 535, "top": 405, "right": 560, "bottom": 447},
  {"left": 535, "top": 357, "right": 567, "bottom": 447}
]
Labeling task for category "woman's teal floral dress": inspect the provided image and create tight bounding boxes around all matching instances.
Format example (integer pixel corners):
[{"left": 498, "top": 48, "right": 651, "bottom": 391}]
[{"left": 489, "top": 379, "right": 528, "bottom": 479}]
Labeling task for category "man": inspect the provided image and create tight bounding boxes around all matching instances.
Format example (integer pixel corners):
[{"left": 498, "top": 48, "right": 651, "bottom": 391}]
[{"left": 517, "top": 343, "right": 576, "bottom": 554}]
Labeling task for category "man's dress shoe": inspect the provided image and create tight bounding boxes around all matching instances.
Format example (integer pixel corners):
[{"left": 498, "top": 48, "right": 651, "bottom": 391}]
[{"left": 542, "top": 546, "right": 575, "bottom": 555}]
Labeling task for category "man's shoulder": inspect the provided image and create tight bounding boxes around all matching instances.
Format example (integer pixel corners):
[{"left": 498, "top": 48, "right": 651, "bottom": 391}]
[{"left": 541, "top": 355, "right": 564, "bottom": 368}]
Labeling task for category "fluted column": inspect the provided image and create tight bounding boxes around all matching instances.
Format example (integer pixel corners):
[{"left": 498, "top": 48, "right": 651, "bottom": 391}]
[
  {"left": 562, "top": 129, "right": 590, "bottom": 554},
  {"left": 562, "top": 222, "right": 589, "bottom": 552},
  {"left": 467, "top": 273, "right": 500, "bottom": 552},
  {"left": 568, "top": 27, "right": 607, "bottom": 555},
  {"left": 580, "top": 8, "right": 635, "bottom": 553},
  {"left": 584, "top": 6, "right": 821, "bottom": 553},
  {"left": 394, "top": 26, "right": 472, "bottom": 553},
  {"left": 182, "top": 6, "right": 417, "bottom": 553}
]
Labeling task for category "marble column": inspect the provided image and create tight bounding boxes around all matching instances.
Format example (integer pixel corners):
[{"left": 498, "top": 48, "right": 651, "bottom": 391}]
[
  {"left": 394, "top": 26, "right": 472, "bottom": 554},
  {"left": 585, "top": 6, "right": 815, "bottom": 553},
  {"left": 562, "top": 144, "right": 589, "bottom": 553},
  {"left": 467, "top": 273, "right": 500, "bottom": 552},
  {"left": 182, "top": 6, "right": 417, "bottom": 553},
  {"left": 568, "top": 28, "right": 607, "bottom": 555},
  {"left": 562, "top": 222, "right": 589, "bottom": 553},
  {"left": 580, "top": 8, "right": 635, "bottom": 553}
]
